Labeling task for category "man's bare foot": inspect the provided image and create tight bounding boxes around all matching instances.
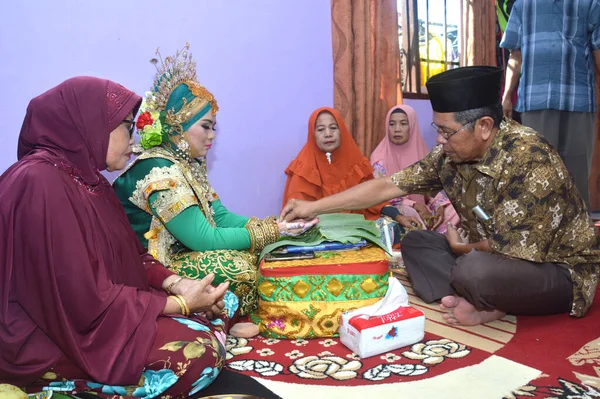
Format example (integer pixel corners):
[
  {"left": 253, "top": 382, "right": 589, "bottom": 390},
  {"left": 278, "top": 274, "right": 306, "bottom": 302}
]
[
  {"left": 456, "top": 227, "right": 469, "bottom": 244},
  {"left": 447, "top": 224, "right": 469, "bottom": 244},
  {"left": 439, "top": 296, "right": 505, "bottom": 326},
  {"left": 230, "top": 322, "right": 259, "bottom": 338}
]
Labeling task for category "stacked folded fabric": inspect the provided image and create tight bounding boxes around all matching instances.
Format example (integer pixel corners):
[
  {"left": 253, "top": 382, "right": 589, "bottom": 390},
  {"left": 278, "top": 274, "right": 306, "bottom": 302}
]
[{"left": 259, "top": 213, "right": 391, "bottom": 261}]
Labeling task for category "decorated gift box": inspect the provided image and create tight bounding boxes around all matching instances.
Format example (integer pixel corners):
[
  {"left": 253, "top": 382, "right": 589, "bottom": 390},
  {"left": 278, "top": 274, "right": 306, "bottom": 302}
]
[
  {"left": 339, "top": 278, "right": 425, "bottom": 358},
  {"left": 251, "top": 247, "right": 390, "bottom": 339}
]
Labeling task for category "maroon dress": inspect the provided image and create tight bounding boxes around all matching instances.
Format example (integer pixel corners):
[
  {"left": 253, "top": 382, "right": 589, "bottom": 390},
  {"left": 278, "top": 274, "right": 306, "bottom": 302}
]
[{"left": 0, "top": 77, "right": 235, "bottom": 398}]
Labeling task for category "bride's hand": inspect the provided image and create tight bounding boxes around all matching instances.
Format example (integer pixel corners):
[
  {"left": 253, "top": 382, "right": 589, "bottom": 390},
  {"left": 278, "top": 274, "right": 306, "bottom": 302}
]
[{"left": 277, "top": 217, "right": 319, "bottom": 237}]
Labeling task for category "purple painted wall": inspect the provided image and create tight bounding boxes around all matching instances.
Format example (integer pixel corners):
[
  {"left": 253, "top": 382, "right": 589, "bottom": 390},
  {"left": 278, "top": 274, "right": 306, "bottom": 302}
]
[
  {"left": 404, "top": 98, "right": 438, "bottom": 150},
  {"left": 1, "top": 1, "right": 437, "bottom": 217},
  {"left": 0, "top": 0, "right": 333, "bottom": 217}
]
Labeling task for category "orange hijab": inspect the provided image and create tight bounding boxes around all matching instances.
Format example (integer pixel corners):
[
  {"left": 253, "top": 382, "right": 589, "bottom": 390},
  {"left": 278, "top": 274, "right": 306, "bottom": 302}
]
[{"left": 283, "top": 107, "right": 384, "bottom": 220}]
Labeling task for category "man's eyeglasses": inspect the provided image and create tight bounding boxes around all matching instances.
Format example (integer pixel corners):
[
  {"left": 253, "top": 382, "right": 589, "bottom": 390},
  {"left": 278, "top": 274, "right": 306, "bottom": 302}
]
[
  {"left": 123, "top": 119, "right": 136, "bottom": 137},
  {"left": 431, "top": 119, "right": 478, "bottom": 140}
]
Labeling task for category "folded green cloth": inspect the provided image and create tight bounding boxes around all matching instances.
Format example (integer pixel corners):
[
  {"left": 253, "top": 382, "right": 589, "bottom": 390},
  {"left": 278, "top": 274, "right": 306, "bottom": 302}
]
[{"left": 260, "top": 213, "right": 391, "bottom": 261}]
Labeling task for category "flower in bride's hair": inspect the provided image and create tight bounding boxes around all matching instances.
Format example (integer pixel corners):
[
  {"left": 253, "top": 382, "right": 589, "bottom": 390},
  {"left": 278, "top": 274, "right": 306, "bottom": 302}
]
[
  {"left": 136, "top": 111, "right": 154, "bottom": 130},
  {"left": 140, "top": 121, "right": 163, "bottom": 149},
  {"left": 137, "top": 92, "right": 164, "bottom": 149}
]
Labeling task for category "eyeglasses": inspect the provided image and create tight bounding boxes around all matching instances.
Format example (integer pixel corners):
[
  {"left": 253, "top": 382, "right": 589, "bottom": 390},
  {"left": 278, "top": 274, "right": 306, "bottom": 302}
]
[
  {"left": 123, "top": 119, "right": 136, "bottom": 137},
  {"left": 431, "top": 119, "right": 478, "bottom": 140}
]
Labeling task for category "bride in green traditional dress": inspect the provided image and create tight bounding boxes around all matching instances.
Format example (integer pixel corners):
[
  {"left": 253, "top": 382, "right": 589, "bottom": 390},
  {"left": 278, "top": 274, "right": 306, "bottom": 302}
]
[{"left": 113, "top": 44, "right": 316, "bottom": 317}]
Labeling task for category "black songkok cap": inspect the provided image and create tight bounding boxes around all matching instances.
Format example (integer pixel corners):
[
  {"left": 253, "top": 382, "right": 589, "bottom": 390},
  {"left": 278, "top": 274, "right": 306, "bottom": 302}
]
[{"left": 426, "top": 66, "right": 503, "bottom": 113}]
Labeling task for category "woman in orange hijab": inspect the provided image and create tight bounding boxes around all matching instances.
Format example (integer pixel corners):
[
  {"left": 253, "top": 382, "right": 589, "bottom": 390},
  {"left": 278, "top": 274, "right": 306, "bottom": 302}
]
[{"left": 283, "top": 107, "right": 386, "bottom": 220}]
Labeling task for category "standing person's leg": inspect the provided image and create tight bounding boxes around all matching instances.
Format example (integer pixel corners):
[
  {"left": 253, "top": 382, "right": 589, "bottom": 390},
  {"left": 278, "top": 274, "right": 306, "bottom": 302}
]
[
  {"left": 442, "top": 251, "right": 573, "bottom": 325},
  {"left": 401, "top": 230, "right": 457, "bottom": 303},
  {"left": 558, "top": 111, "right": 595, "bottom": 209},
  {"left": 521, "top": 110, "right": 560, "bottom": 149},
  {"left": 523, "top": 110, "right": 595, "bottom": 208}
]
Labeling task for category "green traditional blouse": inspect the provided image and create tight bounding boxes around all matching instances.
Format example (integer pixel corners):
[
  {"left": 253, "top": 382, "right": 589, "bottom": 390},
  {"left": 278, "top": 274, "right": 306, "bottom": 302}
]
[{"left": 113, "top": 152, "right": 251, "bottom": 253}]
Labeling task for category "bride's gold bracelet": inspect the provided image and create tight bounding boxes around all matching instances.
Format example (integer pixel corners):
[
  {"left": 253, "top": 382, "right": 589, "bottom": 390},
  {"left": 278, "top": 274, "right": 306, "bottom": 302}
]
[{"left": 245, "top": 217, "right": 279, "bottom": 253}]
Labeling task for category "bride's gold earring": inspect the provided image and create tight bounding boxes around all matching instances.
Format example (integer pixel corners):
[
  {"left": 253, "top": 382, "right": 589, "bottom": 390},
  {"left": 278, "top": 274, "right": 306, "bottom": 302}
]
[{"left": 175, "top": 136, "right": 192, "bottom": 160}]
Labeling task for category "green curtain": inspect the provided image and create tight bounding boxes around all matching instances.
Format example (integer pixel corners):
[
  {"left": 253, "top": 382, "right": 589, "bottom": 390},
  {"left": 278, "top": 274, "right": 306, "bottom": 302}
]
[{"left": 496, "top": 0, "right": 516, "bottom": 33}]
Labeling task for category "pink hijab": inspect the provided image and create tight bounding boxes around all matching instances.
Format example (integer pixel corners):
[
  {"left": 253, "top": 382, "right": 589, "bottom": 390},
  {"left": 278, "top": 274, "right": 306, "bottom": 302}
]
[{"left": 370, "top": 104, "right": 430, "bottom": 204}]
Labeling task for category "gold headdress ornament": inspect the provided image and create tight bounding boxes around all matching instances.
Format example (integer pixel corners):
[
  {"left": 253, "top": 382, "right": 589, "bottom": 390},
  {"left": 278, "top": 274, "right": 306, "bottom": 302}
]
[
  {"left": 149, "top": 42, "right": 218, "bottom": 115},
  {"left": 135, "top": 43, "right": 219, "bottom": 150}
]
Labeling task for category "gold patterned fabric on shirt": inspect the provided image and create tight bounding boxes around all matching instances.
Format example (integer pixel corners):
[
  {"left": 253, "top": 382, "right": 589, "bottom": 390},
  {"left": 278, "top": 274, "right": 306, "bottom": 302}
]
[
  {"left": 129, "top": 147, "right": 218, "bottom": 227},
  {"left": 122, "top": 146, "right": 262, "bottom": 315},
  {"left": 129, "top": 164, "right": 199, "bottom": 224},
  {"left": 391, "top": 119, "right": 600, "bottom": 317}
]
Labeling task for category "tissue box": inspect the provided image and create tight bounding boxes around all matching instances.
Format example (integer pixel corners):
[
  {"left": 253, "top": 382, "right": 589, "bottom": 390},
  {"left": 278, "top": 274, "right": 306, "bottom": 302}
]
[
  {"left": 252, "top": 247, "right": 389, "bottom": 339},
  {"left": 340, "top": 304, "right": 425, "bottom": 358}
]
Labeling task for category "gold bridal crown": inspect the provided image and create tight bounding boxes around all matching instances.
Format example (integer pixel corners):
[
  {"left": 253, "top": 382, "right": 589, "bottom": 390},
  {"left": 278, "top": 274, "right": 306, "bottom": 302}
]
[{"left": 149, "top": 42, "right": 218, "bottom": 115}]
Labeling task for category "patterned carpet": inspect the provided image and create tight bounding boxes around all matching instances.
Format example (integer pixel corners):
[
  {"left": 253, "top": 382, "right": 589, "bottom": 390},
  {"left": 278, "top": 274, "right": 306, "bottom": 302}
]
[{"left": 223, "top": 269, "right": 600, "bottom": 399}]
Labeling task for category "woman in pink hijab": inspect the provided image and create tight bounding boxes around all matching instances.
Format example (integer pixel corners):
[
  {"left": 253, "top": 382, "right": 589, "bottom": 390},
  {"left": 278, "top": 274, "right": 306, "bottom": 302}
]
[{"left": 370, "top": 104, "right": 459, "bottom": 234}]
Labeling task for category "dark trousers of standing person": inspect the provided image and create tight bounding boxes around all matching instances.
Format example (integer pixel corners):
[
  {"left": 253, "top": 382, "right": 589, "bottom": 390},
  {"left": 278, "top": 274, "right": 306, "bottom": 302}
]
[
  {"left": 400, "top": 230, "right": 573, "bottom": 315},
  {"left": 521, "top": 110, "right": 595, "bottom": 210}
]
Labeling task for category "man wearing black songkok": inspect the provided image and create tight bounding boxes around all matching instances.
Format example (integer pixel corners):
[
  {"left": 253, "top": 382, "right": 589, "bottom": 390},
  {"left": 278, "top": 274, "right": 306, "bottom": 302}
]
[{"left": 280, "top": 66, "right": 600, "bottom": 326}]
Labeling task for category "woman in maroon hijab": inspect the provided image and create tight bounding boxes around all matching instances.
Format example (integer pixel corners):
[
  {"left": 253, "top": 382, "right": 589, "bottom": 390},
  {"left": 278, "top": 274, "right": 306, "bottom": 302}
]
[{"left": 0, "top": 77, "right": 238, "bottom": 398}]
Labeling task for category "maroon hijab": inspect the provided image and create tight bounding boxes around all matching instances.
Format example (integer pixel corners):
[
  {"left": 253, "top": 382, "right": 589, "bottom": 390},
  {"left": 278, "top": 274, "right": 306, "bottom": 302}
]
[
  {"left": 0, "top": 77, "right": 167, "bottom": 385},
  {"left": 17, "top": 76, "right": 137, "bottom": 184}
]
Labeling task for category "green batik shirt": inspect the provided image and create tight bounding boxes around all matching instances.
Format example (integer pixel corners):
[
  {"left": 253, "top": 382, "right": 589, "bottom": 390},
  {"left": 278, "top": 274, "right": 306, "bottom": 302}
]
[{"left": 391, "top": 119, "right": 600, "bottom": 317}]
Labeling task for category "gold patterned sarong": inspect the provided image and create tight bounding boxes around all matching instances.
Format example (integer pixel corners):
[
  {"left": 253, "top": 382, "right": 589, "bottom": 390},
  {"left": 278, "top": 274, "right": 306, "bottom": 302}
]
[{"left": 170, "top": 249, "right": 258, "bottom": 315}]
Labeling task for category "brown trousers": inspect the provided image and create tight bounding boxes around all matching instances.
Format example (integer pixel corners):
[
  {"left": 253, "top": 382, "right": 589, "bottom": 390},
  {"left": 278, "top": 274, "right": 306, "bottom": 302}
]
[{"left": 401, "top": 230, "right": 573, "bottom": 315}]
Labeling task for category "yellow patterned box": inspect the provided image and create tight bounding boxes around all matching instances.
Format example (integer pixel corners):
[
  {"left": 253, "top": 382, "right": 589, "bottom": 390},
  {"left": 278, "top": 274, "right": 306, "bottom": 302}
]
[{"left": 251, "top": 247, "right": 390, "bottom": 339}]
